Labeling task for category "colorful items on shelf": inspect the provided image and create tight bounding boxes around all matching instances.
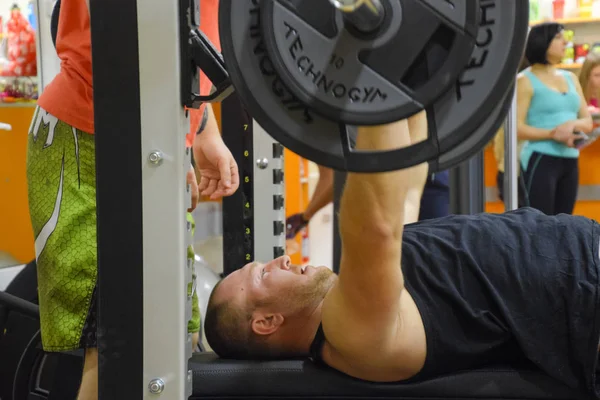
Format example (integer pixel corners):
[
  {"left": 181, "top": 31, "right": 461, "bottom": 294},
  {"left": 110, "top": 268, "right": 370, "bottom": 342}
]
[
  {"left": 1, "top": 4, "right": 37, "bottom": 77},
  {"left": 574, "top": 43, "right": 592, "bottom": 63},
  {"left": 579, "top": 0, "right": 595, "bottom": 17},
  {"left": 553, "top": 0, "right": 566, "bottom": 19},
  {"left": 530, "top": 0, "right": 600, "bottom": 20},
  {"left": 563, "top": 30, "right": 576, "bottom": 64},
  {"left": 561, "top": 37, "right": 600, "bottom": 66},
  {"left": 560, "top": 30, "right": 593, "bottom": 65},
  {"left": 0, "top": 77, "right": 38, "bottom": 103}
]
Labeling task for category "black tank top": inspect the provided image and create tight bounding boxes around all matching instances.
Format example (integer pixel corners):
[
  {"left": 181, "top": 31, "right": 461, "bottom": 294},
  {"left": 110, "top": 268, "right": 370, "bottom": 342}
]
[{"left": 310, "top": 208, "right": 600, "bottom": 396}]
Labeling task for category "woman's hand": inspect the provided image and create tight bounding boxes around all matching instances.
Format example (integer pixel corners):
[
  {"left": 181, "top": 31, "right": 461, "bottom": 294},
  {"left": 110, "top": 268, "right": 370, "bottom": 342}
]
[{"left": 551, "top": 121, "right": 579, "bottom": 147}]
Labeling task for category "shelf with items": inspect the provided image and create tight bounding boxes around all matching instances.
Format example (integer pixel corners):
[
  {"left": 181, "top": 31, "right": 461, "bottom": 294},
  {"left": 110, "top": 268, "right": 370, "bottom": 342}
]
[
  {"left": 0, "top": 1, "right": 39, "bottom": 105},
  {"left": 529, "top": 0, "right": 600, "bottom": 24},
  {"left": 530, "top": 16, "right": 600, "bottom": 25},
  {"left": 0, "top": 75, "right": 38, "bottom": 106},
  {"left": 534, "top": 6, "right": 600, "bottom": 70}
]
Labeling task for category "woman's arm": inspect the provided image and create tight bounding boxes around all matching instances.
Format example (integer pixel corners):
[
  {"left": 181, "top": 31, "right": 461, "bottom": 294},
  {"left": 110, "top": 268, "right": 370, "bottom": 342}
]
[{"left": 516, "top": 74, "right": 554, "bottom": 141}]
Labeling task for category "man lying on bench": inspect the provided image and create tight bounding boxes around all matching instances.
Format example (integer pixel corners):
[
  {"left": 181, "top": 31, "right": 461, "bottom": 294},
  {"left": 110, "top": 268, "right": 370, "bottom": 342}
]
[{"left": 204, "top": 111, "right": 600, "bottom": 399}]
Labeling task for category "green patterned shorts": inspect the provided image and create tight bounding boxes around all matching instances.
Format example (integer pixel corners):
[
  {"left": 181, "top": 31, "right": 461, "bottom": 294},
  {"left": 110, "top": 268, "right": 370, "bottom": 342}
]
[{"left": 26, "top": 106, "right": 200, "bottom": 352}]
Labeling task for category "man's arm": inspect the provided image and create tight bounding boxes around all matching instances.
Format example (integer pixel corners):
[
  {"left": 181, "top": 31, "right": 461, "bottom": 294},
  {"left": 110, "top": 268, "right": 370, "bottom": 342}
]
[
  {"left": 303, "top": 165, "right": 334, "bottom": 221},
  {"left": 193, "top": 104, "right": 239, "bottom": 199},
  {"left": 322, "top": 112, "right": 428, "bottom": 359},
  {"left": 403, "top": 112, "right": 429, "bottom": 224},
  {"left": 198, "top": 103, "right": 220, "bottom": 138}
]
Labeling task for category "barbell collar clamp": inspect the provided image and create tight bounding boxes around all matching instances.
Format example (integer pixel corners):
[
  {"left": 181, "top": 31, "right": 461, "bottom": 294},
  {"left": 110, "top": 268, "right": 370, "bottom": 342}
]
[{"left": 329, "top": 0, "right": 385, "bottom": 34}]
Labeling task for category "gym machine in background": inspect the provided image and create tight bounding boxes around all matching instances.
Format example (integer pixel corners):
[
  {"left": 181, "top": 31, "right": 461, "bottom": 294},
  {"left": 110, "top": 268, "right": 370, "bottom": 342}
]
[
  {"left": 503, "top": 89, "right": 520, "bottom": 212},
  {"left": 449, "top": 154, "right": 485, "bottom": 215},
  {"left": 449, "top": 86, "right": 520, "bottom": 215}
]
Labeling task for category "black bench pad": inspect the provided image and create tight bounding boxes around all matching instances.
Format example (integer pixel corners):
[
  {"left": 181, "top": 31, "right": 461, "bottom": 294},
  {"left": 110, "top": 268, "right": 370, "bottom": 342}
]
[{"left": 190, "top": 352, "right": 591, "bottom": 399}]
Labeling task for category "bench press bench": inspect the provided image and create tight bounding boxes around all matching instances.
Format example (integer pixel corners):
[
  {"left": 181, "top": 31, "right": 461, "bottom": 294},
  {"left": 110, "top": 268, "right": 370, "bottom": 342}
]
[{"left": 189, "top": 352, "right": 591, "bottom": 400}]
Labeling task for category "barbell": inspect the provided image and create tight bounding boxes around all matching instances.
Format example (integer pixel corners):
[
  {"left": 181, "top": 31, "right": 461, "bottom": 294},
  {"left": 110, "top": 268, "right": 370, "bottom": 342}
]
[{"left": 195, "top": 0, "right": 529, "bottom": 172}]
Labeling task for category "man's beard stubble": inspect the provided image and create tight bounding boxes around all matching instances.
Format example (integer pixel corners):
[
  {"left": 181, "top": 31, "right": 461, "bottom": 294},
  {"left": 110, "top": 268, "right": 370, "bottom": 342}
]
[{"left": 292, "top": 267, "right": 336, "bottom": 311}]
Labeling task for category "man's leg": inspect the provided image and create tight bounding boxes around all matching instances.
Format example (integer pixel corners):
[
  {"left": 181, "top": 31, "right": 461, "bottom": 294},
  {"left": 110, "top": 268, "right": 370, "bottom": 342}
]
[
  {"left": 26, "top": 107, "right": 98, "bottom": 398},
  {"left": 192, "top": 332, "right": 200, "bottom": 350},
  {"left": 188, "top": 213, "right": 202, "bottom": 351},
  {"left": 78, "top": 349, "right": 98, "bottom": 400}
]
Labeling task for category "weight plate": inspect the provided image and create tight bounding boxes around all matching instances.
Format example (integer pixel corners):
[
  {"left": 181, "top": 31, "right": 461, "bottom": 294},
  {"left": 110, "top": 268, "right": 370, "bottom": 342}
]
[
  {"left": 260, "top": 0, "right": 479, "bottom": 126},
  {"left": 344, "top": 83, "right": 514, "bottom": 173},
  {"left": 219, "top": 0, "right": 529, "bottom": 173},
  {"left": 436, "top": 84, "right": 515, "bottom": 172},
  {"left": 343, "top": 82, "right": 515, "bottom": 173}
]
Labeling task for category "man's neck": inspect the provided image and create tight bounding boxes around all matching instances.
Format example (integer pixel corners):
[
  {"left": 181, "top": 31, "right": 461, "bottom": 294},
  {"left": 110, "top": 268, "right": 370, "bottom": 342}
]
[{"left": 280, "top": 300, "right": 325, "bottom": 357}]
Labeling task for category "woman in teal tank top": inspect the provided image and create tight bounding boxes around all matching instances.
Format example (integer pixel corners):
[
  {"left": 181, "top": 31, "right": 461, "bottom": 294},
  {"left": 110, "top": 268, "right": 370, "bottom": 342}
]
[{"left": 517, "top": 22, "right": 593, "bottom": 215}]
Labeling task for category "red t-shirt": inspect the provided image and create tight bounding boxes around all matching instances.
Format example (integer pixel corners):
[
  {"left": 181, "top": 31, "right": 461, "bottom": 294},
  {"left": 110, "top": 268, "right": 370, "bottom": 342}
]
[{"left": 38, "top": 0, "right": 221, "bottom": 143}]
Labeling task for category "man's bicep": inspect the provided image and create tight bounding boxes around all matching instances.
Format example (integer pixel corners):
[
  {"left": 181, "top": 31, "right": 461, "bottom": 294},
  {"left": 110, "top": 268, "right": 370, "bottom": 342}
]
[
  {"left": 337, "top": 233, "right": 404, "bottom": 321},
  {"left": 322, "top": 238, "right": 404, "bottom": 356}
]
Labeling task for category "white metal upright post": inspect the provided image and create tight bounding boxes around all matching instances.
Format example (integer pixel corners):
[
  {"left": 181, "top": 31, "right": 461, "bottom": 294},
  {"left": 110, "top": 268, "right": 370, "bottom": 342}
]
[
  {"left": 503, "top": 89, "right": 519, "bottom": 211},
  {"left": 138, "top": 0, "right": 192, "bottom": 398},
  {"left": 91, "top": 0, "right": 192, "bottom": 398}
]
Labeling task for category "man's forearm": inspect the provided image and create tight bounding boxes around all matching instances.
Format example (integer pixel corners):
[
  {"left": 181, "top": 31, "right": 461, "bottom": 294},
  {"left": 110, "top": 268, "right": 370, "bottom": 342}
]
[
  {"left": 339, "top": 121, "right": 412, "bottom": 241},
  {"left": 198, "top": 104, "right": 220, "bottom": 137},
  {"left": 304, "top": 167, "right": 334, "bottom": 220}
]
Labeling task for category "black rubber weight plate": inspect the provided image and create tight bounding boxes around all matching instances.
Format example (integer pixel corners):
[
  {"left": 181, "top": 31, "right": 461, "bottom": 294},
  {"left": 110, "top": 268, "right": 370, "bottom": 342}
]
[
  {"left": 437, "top": 84, "right": 515, "bottom": 172},
  {"left": 219, "top": 0, "right": 529, "bottom": 173},
  {"left": 260, "top": 0, "right": 479, "bottom": 125}
]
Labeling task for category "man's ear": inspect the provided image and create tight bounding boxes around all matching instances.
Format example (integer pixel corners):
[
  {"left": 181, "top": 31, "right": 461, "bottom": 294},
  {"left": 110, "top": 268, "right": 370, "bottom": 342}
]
[{"left": 251, "top": 312, "right": 284, "bottom": 336}]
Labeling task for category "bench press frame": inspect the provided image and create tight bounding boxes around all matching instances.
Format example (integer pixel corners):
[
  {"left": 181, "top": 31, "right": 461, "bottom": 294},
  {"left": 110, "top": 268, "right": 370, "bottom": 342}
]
[
  {"left": 89, "top": 0, "right": 522, "bottom": 399},
  {"left": 91, "top": 0, "right": 193, "bottom": 398}
]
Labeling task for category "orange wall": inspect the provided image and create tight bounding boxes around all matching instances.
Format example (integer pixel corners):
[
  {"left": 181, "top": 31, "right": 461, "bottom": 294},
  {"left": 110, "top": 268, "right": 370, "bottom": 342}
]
[
  {"left": 485, "top": 140, "right": 600, "bottom": 222},
  {"left": 284, "top": 150, "right": 308, "bottom": 265},
  {"left": 0, "top": 106, "right": 36, "bottom": 263}
]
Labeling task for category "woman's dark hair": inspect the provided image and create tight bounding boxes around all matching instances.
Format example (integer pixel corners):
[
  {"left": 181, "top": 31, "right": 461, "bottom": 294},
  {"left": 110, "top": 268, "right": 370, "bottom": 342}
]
[{"left": 525, "top": 22, "right": 564, "bottom": 65}]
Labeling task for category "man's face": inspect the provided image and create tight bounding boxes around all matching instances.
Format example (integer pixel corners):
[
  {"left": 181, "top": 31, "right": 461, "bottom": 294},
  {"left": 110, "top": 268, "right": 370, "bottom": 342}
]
[{"left": 216, "top": 256, "right": 336, "bottom": 322}]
